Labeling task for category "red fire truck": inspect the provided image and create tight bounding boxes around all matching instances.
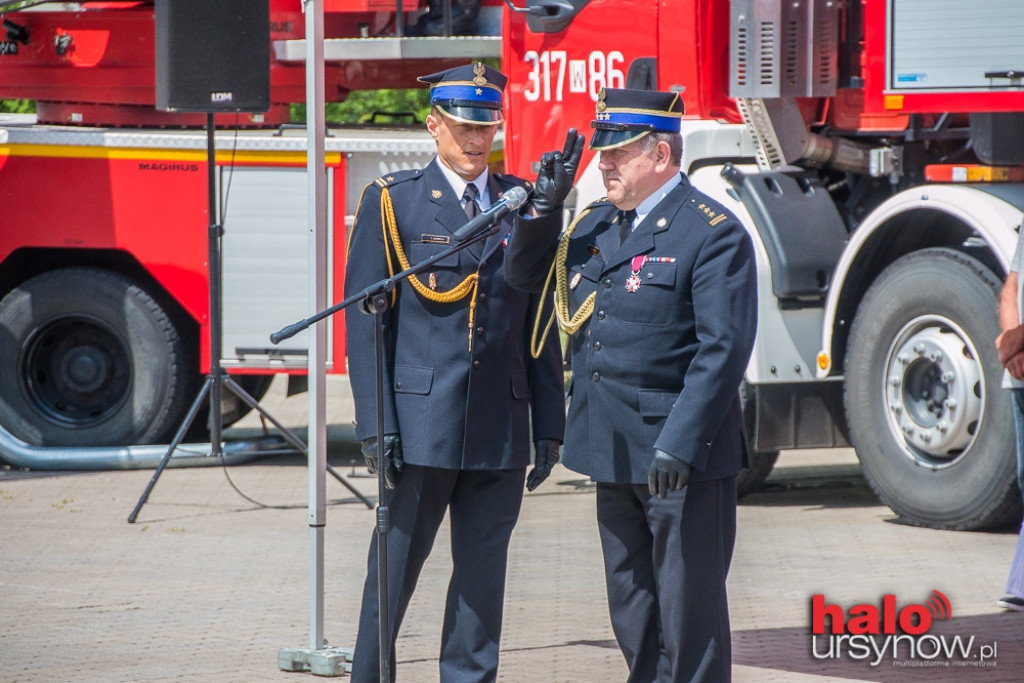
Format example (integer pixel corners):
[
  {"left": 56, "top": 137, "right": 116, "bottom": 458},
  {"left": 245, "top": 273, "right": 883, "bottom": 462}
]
[{"left": 2, "top": 0, "right": 1023, "bottom": 530}]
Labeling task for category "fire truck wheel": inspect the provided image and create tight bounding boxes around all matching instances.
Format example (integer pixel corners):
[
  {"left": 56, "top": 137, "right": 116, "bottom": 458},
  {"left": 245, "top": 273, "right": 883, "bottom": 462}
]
[
  {"left": 737, "top": 379, "right": 779, "bottom": 497},
  {"left": 736, "top": 450, "right": 780, "bottom": 498},
  {"left": 845, "top": 248, "right": 1020, "bottom": 530},
  {"left": 0, "top": 267, "right": 194, "bottom": 447},
  {"left": 221, "top": 375, "right": 274, "bottom": 427},
  {"left": 180, "top": 374, "right": 274, "bottom": 442}
]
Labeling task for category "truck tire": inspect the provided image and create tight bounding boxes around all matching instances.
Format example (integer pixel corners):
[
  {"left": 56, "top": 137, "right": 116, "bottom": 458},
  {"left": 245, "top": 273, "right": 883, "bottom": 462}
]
[
  {"left": 845, "top": 248, "right": 1020, "bottom": 530},
  {"left": 180, "top": 374, "right": 275, "bottom": 442},
  {"left": 737, "top": 380, "right": 779, "bottom": 497},
  {"left": 737, "top": 450, "right": 780, "bottom": 498},
  {"left": 0, "top": 267, "right": 195, "bottom": 447},
  {"left": 221, "top": 375, "right": 275, "bottom": 427}
]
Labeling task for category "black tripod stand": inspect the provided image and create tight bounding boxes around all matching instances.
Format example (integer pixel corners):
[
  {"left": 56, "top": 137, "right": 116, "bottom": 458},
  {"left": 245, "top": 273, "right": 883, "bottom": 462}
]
[
  {"left": 128, "top": 114, "right": 371, "bottom": 524},
  {"left": 271, "top": 216, "right": 502, "bottom": 683}
]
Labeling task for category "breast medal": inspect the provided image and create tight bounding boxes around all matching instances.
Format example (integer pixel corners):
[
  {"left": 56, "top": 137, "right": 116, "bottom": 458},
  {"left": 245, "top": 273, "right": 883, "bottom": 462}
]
[
  {"left": 625, "top": 255, "right": 676, "bottom": 292},
  {"left": 625, "top": 255, "right": 646, "bottom": 293}
]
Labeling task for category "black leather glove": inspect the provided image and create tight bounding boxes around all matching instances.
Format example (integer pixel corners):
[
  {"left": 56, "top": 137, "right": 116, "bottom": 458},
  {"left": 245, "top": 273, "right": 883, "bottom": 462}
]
[
  {"left": 527, "top": 439, "right": 561, "bottom": 491},
  {"left": 360, "top": 433, "right": 404, "bottom": 489},
  {"left": 531, "top": 128, "right": 585, "bottom": 216},
  {"left": 648, "top": 449, "right": 691, "bottom": 499}
]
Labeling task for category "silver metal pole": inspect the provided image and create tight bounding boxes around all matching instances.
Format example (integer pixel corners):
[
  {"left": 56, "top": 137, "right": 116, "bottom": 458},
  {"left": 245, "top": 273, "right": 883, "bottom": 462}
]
[
  {"left": 304, "top": 0, "right": 328, "bottom": 652},
  {"left": 279, "top": 1, "right": 357, "bottom": 673}
]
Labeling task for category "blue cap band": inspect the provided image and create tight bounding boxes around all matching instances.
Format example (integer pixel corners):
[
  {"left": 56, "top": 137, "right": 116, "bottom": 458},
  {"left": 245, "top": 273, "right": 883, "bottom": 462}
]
[
  {"left": 430, "top": 83, "right": 503, "bottom": 106},
  {"left": 595, "top": 109, "right": 681, "bottom": 132}
]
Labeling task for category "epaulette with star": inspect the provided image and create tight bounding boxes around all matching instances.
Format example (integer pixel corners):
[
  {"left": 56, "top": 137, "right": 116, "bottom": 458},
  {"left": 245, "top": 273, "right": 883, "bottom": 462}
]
[
  {"left": 492, "top": 172, "right": 533, "bottom": 192},
  {"left": 686, "top": 195, "right": 730, "bottom": 227},
  {"left": 373, "top": 168, "right": 422, "bottom": 188}
]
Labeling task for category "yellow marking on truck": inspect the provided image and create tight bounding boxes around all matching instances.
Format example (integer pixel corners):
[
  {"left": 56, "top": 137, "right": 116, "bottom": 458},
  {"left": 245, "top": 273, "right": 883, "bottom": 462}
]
[{"left": 0, "top": 144, "right": 341, "bottom": 166}]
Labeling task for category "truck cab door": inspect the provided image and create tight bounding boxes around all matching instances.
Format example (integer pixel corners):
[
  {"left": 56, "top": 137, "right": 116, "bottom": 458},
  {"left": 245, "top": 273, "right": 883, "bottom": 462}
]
[{"left": 502, "top": 0, "right": 659, "bottom": 181}]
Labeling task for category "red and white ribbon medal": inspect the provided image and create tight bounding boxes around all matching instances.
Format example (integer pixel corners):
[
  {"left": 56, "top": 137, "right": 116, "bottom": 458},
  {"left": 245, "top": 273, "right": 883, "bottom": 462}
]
[{"left": 625, "top": 255, "right": 647, "bottom": 293}]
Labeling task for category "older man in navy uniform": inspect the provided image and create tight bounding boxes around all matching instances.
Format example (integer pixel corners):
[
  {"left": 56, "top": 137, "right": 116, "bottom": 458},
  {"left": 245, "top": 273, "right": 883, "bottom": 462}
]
[
  {"left": 343, "top": 63, "right": 566, "bottom": 682},
  {"left": 506, "top": 88, "right": 758, "bottom": 681}
]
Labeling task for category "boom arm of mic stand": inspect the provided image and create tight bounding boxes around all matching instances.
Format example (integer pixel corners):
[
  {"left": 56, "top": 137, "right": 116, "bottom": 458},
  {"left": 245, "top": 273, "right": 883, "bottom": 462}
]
[{"left": 269, "top": 222, "right": 499, "bottom": 344}]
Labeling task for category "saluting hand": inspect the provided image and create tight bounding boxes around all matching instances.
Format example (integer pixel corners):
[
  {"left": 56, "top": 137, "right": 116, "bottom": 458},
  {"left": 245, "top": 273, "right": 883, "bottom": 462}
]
[
  {"left": 360, "top": 433, "right": 404, "bottom": 489},
  {"left": 527, "top": 439, "right": 561, "bottom": 491},
  {"left": 648, "top": 449, "right": 690, "bottom": 499},
  {"left": 531, "top": 128, "right": 585, "bottom": 216}
]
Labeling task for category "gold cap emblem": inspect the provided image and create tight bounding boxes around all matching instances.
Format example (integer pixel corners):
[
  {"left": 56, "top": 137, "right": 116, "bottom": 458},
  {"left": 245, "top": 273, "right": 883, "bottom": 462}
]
[
  {"left": 596, "top": 88, "right": 607, "bottom": 113},
  {"left": 473, "top": 62, "right": 487, "bottom": 87}
]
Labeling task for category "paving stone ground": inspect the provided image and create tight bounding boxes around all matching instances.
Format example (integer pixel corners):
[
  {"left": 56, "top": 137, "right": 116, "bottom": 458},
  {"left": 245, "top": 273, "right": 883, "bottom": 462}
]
[{"left": 2, "top": 375, "right": 1022, "bottom": 682}]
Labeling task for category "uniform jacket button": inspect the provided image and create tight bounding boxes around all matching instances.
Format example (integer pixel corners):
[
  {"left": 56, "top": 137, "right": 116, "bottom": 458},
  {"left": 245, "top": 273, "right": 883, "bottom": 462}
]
[
  {"left": 591, "top": 372, "right": 600, "bottom": 382},
  {"left": 597, "top": 310, "right": 605, "bottom": 319},
  {"left": 593, "top": 341, "right": 601, "bottom": 350},
  {"left": 603, "top": 278, "right": 612, "bottom": 288},
  {"left": 479, "top": 292, "right": 487, "bottom": 300},
  {"left": 473, "top": 360, "right": 481, "bottom": 368},
  {"left": 476, "top": 326, "right": 484, "bottom": 334}
]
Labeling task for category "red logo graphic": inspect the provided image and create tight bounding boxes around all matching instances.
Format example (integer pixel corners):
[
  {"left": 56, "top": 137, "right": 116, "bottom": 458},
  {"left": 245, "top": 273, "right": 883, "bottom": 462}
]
[
  {"left": 812, "top": 591, "right": 952, "bottom": 636},
  {"left": 810, "top": 591, "right": 998, "bottom": 668},
  {"left": 926, "top": 590, "right": 952, "bottom": 621}
]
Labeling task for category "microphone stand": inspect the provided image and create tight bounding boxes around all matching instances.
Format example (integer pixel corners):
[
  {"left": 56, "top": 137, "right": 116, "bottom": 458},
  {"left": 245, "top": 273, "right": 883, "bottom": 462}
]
[{"left": 270, "top": 218, "right": 502, "bottom": 683}]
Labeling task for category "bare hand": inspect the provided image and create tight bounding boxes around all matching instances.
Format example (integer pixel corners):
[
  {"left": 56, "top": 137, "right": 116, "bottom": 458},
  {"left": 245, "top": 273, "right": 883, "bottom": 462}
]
[
  {"left": 996, "top": 325, "right": 1024, "bottom": 366},
  {"left": 1008, "top": 349, "right": 1024, "bottom": 381}
]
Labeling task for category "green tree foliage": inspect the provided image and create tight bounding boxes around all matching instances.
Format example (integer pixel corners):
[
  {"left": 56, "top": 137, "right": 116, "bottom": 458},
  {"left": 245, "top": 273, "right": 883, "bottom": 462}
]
[
  {"left": 290, "top": 58, "right": 500, "bottom": 125},
  {"left": 0, "top": 100, "right": 35, "bottom": 114},
  {"left": 292, "top": 88, "right": 431, "bottom": 125}
]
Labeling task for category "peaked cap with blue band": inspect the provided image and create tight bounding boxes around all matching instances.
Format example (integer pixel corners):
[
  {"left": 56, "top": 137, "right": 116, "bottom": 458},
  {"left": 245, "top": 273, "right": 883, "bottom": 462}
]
[
  {"left": 589, "top": 87, "right": 684, "bottom": 151},
  {"left": 418, "top": 62, "right": 506, "bottom": 126}
]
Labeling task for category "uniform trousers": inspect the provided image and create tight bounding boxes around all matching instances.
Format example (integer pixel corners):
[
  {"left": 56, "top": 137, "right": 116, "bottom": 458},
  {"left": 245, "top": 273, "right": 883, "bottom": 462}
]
[
  {"left": 350, "top": 464, "right": 526, "bottom": 683},
  {"left": 596, "top": 477, "right": 737, "bottom": 683},
  {"left": 1004, "top": 389, "right": 1024, "bottom": 598}
]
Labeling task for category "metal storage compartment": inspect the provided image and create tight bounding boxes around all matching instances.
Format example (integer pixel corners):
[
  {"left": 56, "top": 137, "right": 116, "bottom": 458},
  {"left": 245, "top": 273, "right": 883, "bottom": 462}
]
[{"left": 888, "top": 0, "right": 1024, "bottom": 92}]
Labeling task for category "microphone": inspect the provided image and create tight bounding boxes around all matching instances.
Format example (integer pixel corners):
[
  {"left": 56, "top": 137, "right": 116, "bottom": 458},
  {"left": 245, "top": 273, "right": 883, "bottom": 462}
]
[{"left": 452, "top": 185, "right": 530, "bottom": 242}]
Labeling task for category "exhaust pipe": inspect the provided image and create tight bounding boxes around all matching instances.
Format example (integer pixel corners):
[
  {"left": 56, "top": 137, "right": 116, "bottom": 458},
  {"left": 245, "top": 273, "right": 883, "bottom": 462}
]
[
  {"left": 737, "top": 97, "right": 873, "bottom": 175},
  {"left": 0, "top": 422, "right": 295, "bottom": 470}
]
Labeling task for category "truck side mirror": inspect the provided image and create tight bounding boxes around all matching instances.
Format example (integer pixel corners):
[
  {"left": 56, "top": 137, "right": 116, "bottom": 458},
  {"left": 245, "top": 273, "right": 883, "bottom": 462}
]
[{"left": 512, "top": 0, "right": 581, "bottom": 34}]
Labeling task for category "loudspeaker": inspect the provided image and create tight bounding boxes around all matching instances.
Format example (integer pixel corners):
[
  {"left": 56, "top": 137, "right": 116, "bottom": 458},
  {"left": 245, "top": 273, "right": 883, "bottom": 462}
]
[{"left": 155, "top": 0, "right": 270, "bottom": 113}]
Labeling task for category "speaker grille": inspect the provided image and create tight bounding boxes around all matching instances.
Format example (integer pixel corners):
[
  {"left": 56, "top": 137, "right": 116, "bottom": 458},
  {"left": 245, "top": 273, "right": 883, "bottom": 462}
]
[{"left": 155, "top": 0, "right": 270, "bottom": 113}]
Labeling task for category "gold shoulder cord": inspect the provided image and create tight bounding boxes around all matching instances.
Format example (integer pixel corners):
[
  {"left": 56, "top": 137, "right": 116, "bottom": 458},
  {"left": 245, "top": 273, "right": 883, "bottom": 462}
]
[
  {"left": 380, "top": 186, "right": 481, "bottom": 350},
  {"left": 530, "top": 206, "right": 596, "bottom": 358}
]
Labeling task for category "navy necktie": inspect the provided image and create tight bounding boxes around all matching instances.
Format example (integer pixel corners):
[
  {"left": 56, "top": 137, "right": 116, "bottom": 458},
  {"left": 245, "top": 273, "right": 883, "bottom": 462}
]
[
  {"left": 463, "top": 183, "right": 481, "bottom": 220},
  {"left": 618, "top": 209, "right": 637, "bottom": 246}
]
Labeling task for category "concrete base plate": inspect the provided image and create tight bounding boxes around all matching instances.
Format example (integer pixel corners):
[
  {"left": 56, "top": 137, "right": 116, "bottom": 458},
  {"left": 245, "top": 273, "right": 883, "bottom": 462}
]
[{"left": 278, "top": 646, "right": 354, "bottom": 677}]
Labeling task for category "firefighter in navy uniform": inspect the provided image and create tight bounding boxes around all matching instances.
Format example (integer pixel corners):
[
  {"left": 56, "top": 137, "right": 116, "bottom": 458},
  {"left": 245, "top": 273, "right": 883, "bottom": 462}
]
[
  {"left": 342, "top": 62, "right": 566, "bottom": 683},
  {"left": 506, "top": 88, "right": 758, "bottom": 682}
]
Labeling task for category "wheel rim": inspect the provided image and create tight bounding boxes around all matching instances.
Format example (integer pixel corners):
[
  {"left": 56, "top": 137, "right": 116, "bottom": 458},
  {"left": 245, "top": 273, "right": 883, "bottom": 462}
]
[
  {"left": 882, "top": 315, "right": 983, "bottom": 469},
  {"left": 19, "top": 314, "right": 133, "bottom": 427}
]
